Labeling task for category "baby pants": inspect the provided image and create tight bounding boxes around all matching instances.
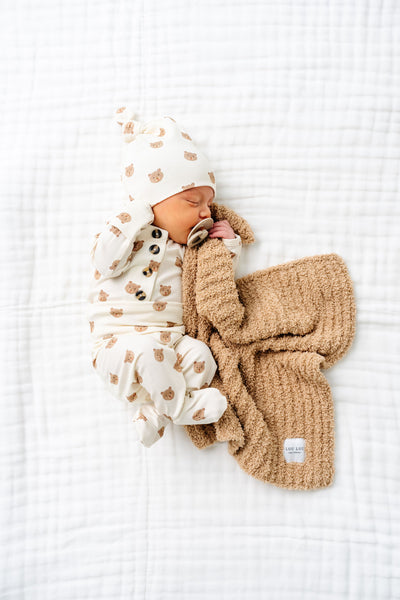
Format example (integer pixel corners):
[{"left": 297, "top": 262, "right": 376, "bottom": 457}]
[{"left": 93, "top": 330, "right": 227, "bottom": 447}]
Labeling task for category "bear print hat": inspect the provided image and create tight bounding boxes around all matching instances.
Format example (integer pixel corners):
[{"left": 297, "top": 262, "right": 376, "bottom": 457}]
[{"left": 113, "top": 105, "right": 217, "bottom": 208}]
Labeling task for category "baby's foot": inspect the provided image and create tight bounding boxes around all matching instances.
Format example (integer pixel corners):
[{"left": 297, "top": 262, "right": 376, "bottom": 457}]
[
  {"left": 173, "top": 387, "right": 227, "bottom": 426},
  {"left": 133, "top": 403, "right": 170, "bottom": 447}
]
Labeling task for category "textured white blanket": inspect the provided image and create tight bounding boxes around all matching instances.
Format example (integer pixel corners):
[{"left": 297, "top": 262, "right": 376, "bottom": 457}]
[{"left": 1, "top": 0, "right": 399, "bottom": 598}]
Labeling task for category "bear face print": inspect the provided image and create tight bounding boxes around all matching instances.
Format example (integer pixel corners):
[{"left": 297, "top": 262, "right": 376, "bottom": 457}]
[
  {"left": 160, "top": 331, "right": 171, "bottom": 343},
  {"left": 192, "top": 408, "right": 206, "bottom": 421},
  {"left": 134, "top": 325, "right": 148, "bottom": 332},
  {"left": 181, "top": 132, "right": 192, "bottom": 141},
  {"left": 109, "top": 259, "right": 121, "bottom": 271},
  {"left": 126, "top": 392, "right": 137, "bottom": 402},
  {"left": 110, "top": 308, "right": 124, "bottom": 318},
  {"left": 98, "top": 290, "right": 109, "bottom": 302},
  {"left": 158, "top": 127, "right": 166, "bottom": 137},
  {"left": 116, "top": 212, "right": 132, "bottom": 224},
  {"left": 125, "top": 164, "right": 134, "bottom": 177},
  {"left": 133, "top": 240, "right": 144, "bottom": 252},
  {"left": 123, "top": 122, "right": 135, "bottom": 135},
  {"left": 148, "top": 168, "right": 164, "bottom": 183},
  {"left": 160, "top": 285, "right": 171, "bottom": 297},
  {"left": 150, "top": 141, "right": 163, "bottom": 148},
  {"left": 182, "top": 182, "right": 195, "bottom": 191},
  {"left": 94, "top": 269, "right": 101, "bottom": 280},
  {"left": 175, "top": 257, "right": 183, "bottom": 268},
  {"left": 158, "top": 427, "right": 165, "bottom": 437},
  {"left": 110, "top": 225, "right": 122, "bottom": 237},
  {"left": 110, "top": 373, "right": 119, "bottom": 385},
  {"left": 208, "top": 172, "right": 215, "bottom": 184},
  {"left": 125, "top": 281, "right": 140, "bottom": 295},
  {"left": 193, "top": 361, "right": 205, "bottom": 373},
  {"left": 124, "top": 350, "right": 135, "bottom": 363},
  {"left": 149, "top": 260, "right": 161, "bottom": 272},
  {"left": 129, "top": 195, "right": 135, "bottom": 202},
  {"left": 174, "top": 353, "right": 183, "bottom": 372},
  {"left": 137, "top": 412, "right": 147, "bottom": 421},
  {"left": 135, "top": 370, "right": 143, "bottom": 384},
  {"left": 153, "top": 348, "right": 164, "bottom": 362},
  {"left": 106, "top": 336, "right": 118, "bottom": 349},
  {"left": 161, "top": 386, "right": 175, "bottom": 401},
  {"left": 126, "top": 250, "right": 134, "bottom": 264},
  {"left": 184, "top": 151, "right": 197, "bottom": 161},
  {"left": 153, "top": 301, "right": 167, "bottom": 312}
]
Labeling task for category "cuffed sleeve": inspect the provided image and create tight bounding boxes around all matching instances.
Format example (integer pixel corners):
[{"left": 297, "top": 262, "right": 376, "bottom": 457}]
[{"left": 221, "top": 234, "right": 242, "bottom": 275}]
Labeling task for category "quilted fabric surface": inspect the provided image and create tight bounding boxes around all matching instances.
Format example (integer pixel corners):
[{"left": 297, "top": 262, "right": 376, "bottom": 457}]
[{"left": 1, "top": 1, "right": 399, "bottom": 598}]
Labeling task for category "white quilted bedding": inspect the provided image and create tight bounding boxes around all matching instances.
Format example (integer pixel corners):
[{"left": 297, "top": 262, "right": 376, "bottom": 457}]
[{"left": 1, "top": 1, "right": 399, "bottom": 598}]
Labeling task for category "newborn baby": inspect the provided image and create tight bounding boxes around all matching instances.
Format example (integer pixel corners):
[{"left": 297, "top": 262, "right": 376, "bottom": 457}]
[{"left": 86, "top": 107, "right": 242, "bottom": 447}]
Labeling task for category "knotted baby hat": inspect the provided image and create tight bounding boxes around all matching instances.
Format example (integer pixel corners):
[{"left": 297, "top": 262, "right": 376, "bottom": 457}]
[{"left": 113, "top": 105, "right": 217, "bottom": 208}]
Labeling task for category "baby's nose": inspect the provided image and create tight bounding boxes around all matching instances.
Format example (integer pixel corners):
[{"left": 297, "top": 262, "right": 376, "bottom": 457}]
[{"left": 199, "top": 205, "right": 211, "bottom": 218}]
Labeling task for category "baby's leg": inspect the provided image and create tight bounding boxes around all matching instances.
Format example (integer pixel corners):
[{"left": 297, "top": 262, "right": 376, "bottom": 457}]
[
  {"left": 131, "top": 332, "right": 227, "bottom": 426},
  {"left": 95, "top": 332, "right": 192, "bottom": 422},
  {"left": 172, "top": 335, "right": 227, "bottom": 425},
  {"left": 93, "top": 334, "right": 172, "bottom": 445},
  {"left": 94, "top": 332, "right": 226, "bottom": 429},
  {"left": 173, "top": 334, "right": 218, "bottom": 391}
]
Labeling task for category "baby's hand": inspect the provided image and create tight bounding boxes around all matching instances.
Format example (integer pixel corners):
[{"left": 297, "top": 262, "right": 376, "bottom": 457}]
[{"left": 208, "top": 220, "right": 236, "bottom": 240}]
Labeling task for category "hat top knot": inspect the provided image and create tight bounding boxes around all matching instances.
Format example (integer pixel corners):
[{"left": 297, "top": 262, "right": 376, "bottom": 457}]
[{"left": 113, "top": 106, "right": 178, "bottom": 143}]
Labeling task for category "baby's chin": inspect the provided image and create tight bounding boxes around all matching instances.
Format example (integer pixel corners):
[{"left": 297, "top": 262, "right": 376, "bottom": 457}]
[{"left": 167, "top": 229, "right": 190, "bottom": 245}]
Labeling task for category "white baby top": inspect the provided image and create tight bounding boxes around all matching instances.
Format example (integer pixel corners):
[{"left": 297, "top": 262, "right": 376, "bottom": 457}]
[{"left": 86, "top": 201, "right": 242, "bottom": 357}]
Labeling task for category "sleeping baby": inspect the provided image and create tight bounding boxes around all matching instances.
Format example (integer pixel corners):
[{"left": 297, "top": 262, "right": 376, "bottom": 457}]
[{"left": 86, "top": 106, "right": 242, "bottom": 447}]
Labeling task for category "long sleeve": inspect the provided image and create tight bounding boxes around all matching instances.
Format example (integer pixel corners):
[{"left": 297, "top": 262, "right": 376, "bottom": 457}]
[
  {"left": 90, "top": 202, "right": 154, "bottom": 278},
  {"left": 221, "top": 234, "right": 242, "bottom": 275}
]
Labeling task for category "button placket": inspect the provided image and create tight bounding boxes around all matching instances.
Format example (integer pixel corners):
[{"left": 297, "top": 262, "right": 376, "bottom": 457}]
[{"left": 134, "top": 227, "right": 167, "bottom": 301}]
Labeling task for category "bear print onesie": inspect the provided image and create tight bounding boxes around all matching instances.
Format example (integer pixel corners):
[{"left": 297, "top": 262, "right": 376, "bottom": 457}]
[{"left": 86, "top": 107, "right": 242, "bottom": 447}]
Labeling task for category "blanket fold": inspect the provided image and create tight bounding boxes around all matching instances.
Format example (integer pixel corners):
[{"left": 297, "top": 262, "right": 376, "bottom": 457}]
[{"left": 182, "top": 203, "right": 356, "bottom": 490}]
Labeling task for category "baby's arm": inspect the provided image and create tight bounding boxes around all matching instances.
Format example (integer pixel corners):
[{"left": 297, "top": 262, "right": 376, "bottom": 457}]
[
  {"left": 221, "top": 234, "right": 242, "bottom": 275},
  {"left": 90, "top": 202, "right": 154, "bottom": 278},
  {"left": 208, "top": 219, "right": 242, "bottom": 275}
]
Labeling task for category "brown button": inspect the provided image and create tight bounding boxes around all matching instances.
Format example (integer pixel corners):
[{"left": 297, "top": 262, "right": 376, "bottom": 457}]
[
  {"left": 135, "top": 290, "right": 146, "bottom": 300},
  {"left": 149, "top": 244, "right": 160, "bottom": 255},
  {"left": 142, "top": 267, "right": 153, "bottom": 277}
]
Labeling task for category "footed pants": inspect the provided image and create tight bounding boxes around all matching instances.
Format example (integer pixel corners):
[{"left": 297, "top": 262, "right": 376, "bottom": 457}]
[{"left": 93, "top": 330, "right": 227, "bottom": 447}]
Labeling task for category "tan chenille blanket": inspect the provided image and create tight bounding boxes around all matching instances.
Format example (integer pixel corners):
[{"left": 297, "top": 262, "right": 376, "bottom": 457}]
[{"left": 181, "top": 203, "right": 356, "bottom": 490}]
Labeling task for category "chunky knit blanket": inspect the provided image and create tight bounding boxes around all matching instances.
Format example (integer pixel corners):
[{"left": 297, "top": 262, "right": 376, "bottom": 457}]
[{"left": 181, "top": 203, "right": 356, "bottom": 490}]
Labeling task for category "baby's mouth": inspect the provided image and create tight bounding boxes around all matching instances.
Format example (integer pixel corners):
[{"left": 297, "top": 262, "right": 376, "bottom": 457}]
[{"left": 186, "top": 218, "right": 214, "bottom": 248}]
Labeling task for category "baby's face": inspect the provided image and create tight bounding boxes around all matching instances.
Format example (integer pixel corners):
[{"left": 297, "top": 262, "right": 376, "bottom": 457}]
[{"left": 152, "top": 186, "right": 214, "bottom": 245}]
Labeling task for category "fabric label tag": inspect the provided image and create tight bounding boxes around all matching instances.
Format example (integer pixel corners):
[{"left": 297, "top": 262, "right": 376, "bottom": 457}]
[{"left": 284, "top": 438, "right": 305, "bottom": 463}]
